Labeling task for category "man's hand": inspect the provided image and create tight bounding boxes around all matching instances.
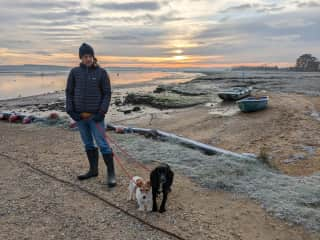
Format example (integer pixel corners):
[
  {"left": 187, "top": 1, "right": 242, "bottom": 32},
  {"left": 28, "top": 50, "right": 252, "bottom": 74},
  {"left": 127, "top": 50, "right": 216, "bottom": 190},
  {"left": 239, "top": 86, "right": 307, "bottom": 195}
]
[
  {"left": 92, "top": 111, "right": 105, "bottom": 122},
  {"left": 68, "top": 111, "right": 81, "bottom": 122}
]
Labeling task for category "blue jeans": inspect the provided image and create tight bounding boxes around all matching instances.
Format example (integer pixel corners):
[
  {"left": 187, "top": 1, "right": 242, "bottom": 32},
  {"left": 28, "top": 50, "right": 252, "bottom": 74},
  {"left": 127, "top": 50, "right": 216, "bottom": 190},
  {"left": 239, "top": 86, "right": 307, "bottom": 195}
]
[{"left": 77, "top": 117, "right": 112, "bottom": 154}]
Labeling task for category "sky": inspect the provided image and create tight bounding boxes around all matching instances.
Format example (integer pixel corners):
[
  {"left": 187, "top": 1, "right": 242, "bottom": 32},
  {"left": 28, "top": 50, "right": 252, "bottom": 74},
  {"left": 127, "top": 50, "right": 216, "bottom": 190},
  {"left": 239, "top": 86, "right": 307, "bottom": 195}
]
[{"left": 0, "top": 0, "right": 319, "bottom": 68}]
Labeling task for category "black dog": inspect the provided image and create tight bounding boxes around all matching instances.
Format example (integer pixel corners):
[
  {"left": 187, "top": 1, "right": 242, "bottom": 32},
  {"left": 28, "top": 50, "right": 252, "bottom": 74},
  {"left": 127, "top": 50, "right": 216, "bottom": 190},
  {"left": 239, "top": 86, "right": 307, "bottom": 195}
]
[{"left": 150, "top": 163, "right": 174, "bottom": 213}]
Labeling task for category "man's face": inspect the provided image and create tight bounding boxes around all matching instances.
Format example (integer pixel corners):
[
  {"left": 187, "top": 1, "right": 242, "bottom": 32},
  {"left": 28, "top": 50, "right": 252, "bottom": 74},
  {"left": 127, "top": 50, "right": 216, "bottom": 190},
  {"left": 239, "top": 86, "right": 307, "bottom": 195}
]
[{"left": 81, "top": 54, "right": 93, "bottom": 66}]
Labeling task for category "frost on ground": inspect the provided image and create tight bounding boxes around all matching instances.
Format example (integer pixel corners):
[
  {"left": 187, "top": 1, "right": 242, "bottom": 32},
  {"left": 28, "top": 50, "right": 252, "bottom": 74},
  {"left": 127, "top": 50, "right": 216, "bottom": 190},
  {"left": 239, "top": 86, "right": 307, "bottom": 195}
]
[{"left": 111, "top": 132, "right": 320, "bottom": 232}]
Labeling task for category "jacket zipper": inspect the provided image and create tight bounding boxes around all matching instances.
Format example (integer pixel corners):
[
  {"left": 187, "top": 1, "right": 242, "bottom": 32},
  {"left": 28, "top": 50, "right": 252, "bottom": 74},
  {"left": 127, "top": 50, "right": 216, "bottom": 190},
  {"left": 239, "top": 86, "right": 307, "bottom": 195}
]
[{"left": 84, "top": 65, "right": 88, "bottom": 112}]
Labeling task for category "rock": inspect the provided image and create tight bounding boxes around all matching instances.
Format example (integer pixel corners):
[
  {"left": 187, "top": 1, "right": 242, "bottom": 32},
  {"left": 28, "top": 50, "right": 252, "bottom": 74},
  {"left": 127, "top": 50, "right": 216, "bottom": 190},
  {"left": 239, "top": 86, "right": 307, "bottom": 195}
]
[
  {"left": 153, "top": 85, "right": 171, "bottom": 93},
  {"left": 117, "top": 107, "right": 133, "bottom": 114},
  {"left": 124, "top": 92, "right": 208, "bottom": 109},
  {"left": 123, "top": 109, "right": 132, "bottom": 114},
  {"left": 114, "top": 98, "right": 122, "bottom": 106},
  {"left": 132, "top": 106, "right": 141, "bottom": 112}
]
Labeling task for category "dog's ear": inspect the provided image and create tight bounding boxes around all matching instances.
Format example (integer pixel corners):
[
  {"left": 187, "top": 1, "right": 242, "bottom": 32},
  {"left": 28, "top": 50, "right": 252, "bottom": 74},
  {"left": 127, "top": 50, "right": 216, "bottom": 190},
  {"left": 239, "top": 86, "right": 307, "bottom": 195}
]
[
  {"left": 145, "top": 180, "right": 151, "bottom": 187},
  {"left": 150, "top": 168, "right": 159, "bottom": 188},
  {"left": 136, "top": 179, "right": 143, "bottom": 188}
]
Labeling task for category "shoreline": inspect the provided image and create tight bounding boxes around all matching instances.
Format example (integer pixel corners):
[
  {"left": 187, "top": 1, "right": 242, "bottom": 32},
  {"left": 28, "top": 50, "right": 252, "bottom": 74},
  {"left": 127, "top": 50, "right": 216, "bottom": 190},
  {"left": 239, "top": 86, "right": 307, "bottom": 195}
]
[{"left": 1, "top": 71, "right": 320, "bottom": 176}]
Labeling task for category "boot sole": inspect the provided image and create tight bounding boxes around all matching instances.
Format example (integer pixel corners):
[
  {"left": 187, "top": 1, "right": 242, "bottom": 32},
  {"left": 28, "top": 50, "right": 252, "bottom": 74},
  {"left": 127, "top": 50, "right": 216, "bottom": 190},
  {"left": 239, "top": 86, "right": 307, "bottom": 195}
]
[
  {"left": 108, "top": 182, "right": 117, "bottom": 188},
  {"left": 77, "top": 174, "right": 98, "bottom": 181}
]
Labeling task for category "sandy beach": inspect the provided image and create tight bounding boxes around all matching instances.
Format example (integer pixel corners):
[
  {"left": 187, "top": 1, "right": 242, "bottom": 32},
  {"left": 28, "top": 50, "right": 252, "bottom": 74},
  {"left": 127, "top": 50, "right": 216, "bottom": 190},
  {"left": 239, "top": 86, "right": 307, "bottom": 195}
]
[{"left": 1, "top": 70, "right": 320, "bottom": 239}]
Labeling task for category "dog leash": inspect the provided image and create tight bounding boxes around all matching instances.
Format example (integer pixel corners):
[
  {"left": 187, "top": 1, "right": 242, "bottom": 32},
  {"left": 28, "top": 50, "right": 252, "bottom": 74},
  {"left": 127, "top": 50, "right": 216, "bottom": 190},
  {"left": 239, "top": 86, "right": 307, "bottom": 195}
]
[
  {"left": 95, "top": 123, "right": 150, "bottom": 179},
  {"left": 104, "top": 132, "right": 150, "bottom": 172},
  {"left": 112, "top": 152, "right": 133, "bottom": 179},
  {"left": 95, "top": 123, "right": 147, "bottom": 180}
]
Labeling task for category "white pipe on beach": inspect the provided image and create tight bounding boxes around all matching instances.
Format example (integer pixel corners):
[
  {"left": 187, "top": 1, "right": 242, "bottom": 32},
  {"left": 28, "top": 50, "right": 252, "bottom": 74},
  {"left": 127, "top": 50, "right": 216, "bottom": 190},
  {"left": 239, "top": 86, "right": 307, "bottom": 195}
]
[{"left": 106, "top": 123, "right": 255, "bottom": 160}]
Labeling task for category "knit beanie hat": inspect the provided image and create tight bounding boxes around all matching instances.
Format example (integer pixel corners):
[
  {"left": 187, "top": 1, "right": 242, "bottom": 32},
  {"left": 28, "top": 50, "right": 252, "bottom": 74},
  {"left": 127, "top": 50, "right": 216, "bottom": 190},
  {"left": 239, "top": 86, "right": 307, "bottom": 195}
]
[{"left": 79, "top": 43, "right": 94, "bottom": 58}]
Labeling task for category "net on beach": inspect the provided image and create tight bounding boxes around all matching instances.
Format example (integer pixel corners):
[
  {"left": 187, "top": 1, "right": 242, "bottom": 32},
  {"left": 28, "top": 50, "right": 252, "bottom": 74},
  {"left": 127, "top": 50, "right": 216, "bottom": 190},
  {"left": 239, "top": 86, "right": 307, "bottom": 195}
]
[
  {"left": 111, "top": 132, "right": 320, "bottom": 232},
  {"left": 33, "top": 116, "right": 76, "bottom": 130}
]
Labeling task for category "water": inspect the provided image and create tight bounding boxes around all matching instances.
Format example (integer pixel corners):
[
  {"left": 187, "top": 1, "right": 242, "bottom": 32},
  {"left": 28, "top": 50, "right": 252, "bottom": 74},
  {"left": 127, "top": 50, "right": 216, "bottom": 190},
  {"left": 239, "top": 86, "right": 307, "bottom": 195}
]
[{"left": 0, "top": 68, "right": 201, "bottom": 100}]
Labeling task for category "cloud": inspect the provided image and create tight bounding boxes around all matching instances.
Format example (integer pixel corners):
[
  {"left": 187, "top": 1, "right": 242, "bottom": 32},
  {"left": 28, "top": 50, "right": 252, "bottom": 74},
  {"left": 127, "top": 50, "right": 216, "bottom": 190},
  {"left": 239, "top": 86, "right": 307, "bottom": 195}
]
[
  {"left": 296, "top": 1, "right": 320, "bottom": 8},
  {"left": 0, "top": 0, "right": 319, "bottom": 67},
  {"left": 220, "top": 3, "right": 253, "bottom": 13},
  {"left": 30, "top": 9, "right": 91, "bottom": 20},
  {"left": 16, "top": 1, "right": 78, "bottom": 9},
  {"left": 88, "top": 11, "right": 184, "bottom": 25},
  {"left": 94, "top": 1, "right": 161, "bottom": 11},
  {"left": 220, "top": 3, "right": 285, "bottom": 14}
]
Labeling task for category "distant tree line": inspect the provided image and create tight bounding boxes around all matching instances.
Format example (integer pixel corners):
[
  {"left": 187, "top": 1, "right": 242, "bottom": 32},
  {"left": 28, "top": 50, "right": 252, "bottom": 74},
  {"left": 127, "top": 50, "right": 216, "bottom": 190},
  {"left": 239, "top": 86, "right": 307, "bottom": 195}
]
[
  {"left": 232, "top": 54, "right": 320, "bottom": 72},
  {"left": 232, "top": 65, "right": 279, "bottom": 71},
  {"left": 293, "top": 54, "right": 320, "bottom": 72}
]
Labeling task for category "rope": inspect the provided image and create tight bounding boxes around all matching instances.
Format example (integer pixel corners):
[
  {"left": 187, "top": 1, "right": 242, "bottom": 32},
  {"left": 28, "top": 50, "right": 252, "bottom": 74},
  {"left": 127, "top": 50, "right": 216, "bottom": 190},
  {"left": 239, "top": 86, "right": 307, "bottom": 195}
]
[{"left": 0, "top": 152, "right": 186, "bottom": 240}]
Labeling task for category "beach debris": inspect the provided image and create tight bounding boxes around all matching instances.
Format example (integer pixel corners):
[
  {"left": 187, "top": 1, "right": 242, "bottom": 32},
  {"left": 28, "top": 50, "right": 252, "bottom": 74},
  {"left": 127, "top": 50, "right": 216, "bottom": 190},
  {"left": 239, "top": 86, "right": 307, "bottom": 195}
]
[
  {"left": 115, "top": 126, "right": 133, "bottom": 134},
  {"left": 0, "top": 112, "right": 11, "bottom": 120},
  {"left": 0, "top": 111, "right": 74, "bottom": 129},
  {"left": 8, "top": 113, "right": 23, "bottom": 123},
  {"left": 22, "top": 115, "right": 35, "bottom": 124},
  {"left": 69, "top": 121, "right": 77, "bottom": 129},
  {"left": 115, "top": 127, "right": 126, "bottom": 133},
  {"left": 48, "top": 112, "right": 60, "bottom": 120}
]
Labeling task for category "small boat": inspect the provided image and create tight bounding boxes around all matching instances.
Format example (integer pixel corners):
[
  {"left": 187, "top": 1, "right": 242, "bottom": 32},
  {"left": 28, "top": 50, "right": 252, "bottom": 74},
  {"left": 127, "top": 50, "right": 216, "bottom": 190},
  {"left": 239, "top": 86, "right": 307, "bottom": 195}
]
[
  {"left": 218, "top": 87, "right": 252, "bottom": 101},
  {"left": 237, "top": 96, "right": 269, "bottom": 112}
]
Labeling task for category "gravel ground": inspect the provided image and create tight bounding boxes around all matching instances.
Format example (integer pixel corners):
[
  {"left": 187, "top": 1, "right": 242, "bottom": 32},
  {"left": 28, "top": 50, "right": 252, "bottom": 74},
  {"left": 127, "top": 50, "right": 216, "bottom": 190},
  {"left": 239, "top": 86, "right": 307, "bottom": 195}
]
[{"left": 0, "top": 122, "right": 319, "bottom": 240}]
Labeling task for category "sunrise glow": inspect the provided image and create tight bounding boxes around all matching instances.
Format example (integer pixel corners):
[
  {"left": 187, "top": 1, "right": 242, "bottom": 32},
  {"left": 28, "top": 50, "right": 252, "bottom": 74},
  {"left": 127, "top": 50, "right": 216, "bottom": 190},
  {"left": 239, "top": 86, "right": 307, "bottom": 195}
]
[{"left": 0, "top": 1, "right": 319, "bottom": 68}]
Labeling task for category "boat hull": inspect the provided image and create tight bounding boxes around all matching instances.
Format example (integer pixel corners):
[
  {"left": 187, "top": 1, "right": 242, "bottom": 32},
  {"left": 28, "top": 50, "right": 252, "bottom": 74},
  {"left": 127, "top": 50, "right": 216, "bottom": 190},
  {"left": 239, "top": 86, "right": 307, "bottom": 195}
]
[
  {"left": 218, "top": 92, "right": 250, "bottom": 101},
  {"left": 218, "top": 87, "right": 252, "bottom": 101},
  {"left": 237, "top": 96, "right": 269, "bottom": 112}
]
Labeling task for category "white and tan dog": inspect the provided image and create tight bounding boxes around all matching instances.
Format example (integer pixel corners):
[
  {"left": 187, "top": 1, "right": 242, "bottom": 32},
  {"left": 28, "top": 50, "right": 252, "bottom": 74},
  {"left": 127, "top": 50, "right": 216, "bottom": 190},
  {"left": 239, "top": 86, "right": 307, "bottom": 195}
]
[{"left": 128, "top": 176, "right": 152, "bottom": 211}]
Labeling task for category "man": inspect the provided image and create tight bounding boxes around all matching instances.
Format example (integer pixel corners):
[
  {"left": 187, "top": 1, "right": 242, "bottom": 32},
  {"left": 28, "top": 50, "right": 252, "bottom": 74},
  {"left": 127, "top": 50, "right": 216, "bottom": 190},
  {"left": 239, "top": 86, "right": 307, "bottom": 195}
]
[{"left": 65, "top": 43, "right": 116, "bottom": 188}]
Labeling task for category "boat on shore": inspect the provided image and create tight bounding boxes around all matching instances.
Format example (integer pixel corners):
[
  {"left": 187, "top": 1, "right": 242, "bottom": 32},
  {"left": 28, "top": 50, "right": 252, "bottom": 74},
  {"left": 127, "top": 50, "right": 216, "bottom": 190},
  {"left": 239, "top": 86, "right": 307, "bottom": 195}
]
[
  {"left": 218, "top": 87, "right": 252, "bottom": 101},
  {"left": 237, "top": 96, "right": 269, "bottom": 112}
]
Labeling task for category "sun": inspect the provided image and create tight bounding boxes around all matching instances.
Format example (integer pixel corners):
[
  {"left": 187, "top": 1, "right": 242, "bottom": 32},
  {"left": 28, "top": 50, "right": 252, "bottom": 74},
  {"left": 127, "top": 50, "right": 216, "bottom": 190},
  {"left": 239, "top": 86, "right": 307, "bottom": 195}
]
[{"left": 173, "top": 55, "right": 188, "bottom": 61}]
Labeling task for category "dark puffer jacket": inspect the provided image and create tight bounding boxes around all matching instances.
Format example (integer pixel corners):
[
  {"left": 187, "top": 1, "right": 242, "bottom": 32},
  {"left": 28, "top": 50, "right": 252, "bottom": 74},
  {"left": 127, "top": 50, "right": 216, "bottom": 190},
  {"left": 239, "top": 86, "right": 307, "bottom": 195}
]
[{"left": 65, "top": 63, "right": 111, "bottom": 114}]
